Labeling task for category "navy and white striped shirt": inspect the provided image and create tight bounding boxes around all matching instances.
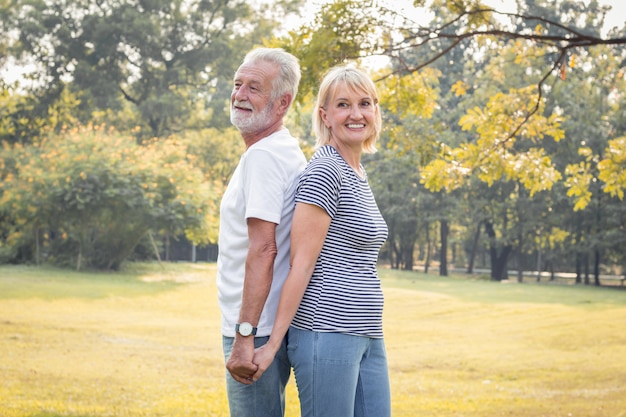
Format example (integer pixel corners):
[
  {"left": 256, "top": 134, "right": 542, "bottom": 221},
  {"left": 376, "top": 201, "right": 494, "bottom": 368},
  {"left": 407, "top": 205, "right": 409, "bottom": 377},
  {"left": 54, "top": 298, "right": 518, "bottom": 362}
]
[{"left": 291, "top": 145, "right": 388, "bottom": 338}]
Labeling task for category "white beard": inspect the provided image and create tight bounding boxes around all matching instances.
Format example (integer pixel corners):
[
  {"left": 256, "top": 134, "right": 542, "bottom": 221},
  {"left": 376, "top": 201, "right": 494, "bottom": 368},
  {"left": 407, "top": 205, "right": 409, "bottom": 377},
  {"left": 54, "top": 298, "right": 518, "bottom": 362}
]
[{"left": 230, "top": 100, "right": 274, "bottom": 134}]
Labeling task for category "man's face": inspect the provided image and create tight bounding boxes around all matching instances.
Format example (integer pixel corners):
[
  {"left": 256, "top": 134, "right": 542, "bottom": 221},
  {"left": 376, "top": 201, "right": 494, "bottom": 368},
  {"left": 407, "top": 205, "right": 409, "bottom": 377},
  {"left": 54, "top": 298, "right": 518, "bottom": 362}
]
[{"left": 230, "top": 60, "right": 280, "bottom": 134}]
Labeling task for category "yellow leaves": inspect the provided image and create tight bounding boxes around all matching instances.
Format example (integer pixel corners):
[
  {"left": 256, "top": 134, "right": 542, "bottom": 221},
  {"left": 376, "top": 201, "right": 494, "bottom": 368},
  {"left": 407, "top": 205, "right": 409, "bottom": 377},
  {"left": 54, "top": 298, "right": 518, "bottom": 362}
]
[
  {"left": 420, "top": 159, "right": 449, "bottom": 192},
  {"left": 534, "top": 227, "right": 570, "bottom": 249},
  {"left": 422, "top": 85, "right": 564, "bottom": 194},
  {"left": 420, "top": 143, "right": 473, "bottom": 192},
  {"left": 378, "top": 69, "right": 439, "bottom": 119},
  {"left": 597, "top": 136, "right": 626, "bottom": 200},
  {"left": 459, "top": 106, "right": 487, "bottom": 132},
  {"left": 451, "top": 80, "right": 469, "bottom": 97},
  {"left": 514, "top": 149, "right": 562, "bottom": 197},
  {"left": 543, "top": 114, "right": 565, "bottom": 142},
  {"left": 564, "top": 161, "right": 593, "bottom": 211},
  {"left": 563, "top": 138, "right": 626, "bottom": 211}
]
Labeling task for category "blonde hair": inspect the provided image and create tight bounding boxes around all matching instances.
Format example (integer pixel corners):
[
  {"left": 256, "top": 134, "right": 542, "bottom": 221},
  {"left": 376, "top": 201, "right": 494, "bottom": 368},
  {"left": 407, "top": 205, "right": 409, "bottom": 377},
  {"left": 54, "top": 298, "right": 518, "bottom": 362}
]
[{"left": 312, "top": 66, "right": 381, "bottom": 153}]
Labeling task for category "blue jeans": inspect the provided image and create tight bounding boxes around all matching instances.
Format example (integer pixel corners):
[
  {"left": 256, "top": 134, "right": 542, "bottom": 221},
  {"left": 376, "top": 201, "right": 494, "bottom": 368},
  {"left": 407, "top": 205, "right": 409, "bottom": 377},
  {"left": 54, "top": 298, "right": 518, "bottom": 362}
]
[
  {"left": 222, "top": 335, "right": 291, "bottom": 417},
  {"left": 287, "top": 327, "right": 391, "bottom": 417}
]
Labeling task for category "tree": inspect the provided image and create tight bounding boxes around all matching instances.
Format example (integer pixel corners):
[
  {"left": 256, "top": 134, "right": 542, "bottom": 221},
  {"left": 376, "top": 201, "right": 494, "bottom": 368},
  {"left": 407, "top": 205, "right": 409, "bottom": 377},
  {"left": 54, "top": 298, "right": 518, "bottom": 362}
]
[
  {"left": 2, "top": 0, "right": 303, "bottom": 141},
  {"left": 368, "top": 64, "right": 440, "bottom": 271},
  {"left": 279, "top": 0, "right": 625, "bottom": 197},
  {"left": 0, "top": 125, "right": 214, "bottom": 270},
  {"left": 273, "top": 0, "right": 390, "bottom": 100}
]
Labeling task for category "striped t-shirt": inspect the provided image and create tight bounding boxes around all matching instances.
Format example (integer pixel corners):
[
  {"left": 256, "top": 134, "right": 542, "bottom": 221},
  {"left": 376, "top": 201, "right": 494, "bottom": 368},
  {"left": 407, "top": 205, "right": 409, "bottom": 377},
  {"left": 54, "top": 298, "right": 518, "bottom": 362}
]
[{"left": 291, "top": 145, "right": 388, "bottom": 338}]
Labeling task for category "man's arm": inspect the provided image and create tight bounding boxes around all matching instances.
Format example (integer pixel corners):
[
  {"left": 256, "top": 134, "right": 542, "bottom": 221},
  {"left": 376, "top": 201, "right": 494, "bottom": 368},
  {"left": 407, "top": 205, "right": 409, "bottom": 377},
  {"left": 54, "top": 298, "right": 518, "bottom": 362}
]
[{"left": 226, "top": 217, "right": 277, "bottom": 384}]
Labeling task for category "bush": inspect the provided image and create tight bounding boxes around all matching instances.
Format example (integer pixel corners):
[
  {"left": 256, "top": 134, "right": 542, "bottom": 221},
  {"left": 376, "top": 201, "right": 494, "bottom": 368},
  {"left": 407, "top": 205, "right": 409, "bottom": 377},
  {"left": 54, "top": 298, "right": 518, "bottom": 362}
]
[{"left": 0, "top": 125, "right": 215, "bottom": 270}]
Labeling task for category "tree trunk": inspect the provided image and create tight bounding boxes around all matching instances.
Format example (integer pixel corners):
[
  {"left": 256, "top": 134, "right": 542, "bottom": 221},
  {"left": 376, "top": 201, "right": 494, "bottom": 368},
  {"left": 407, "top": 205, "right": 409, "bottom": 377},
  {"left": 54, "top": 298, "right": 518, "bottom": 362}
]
[
  {"left": 34, "top": 227, "right": 40, "bottom": 265},
  {"left": 491, "top": 245, "right": 512, "bottom": 281},
  {"left": 467, "top": 221, "right": 482, "bottom": 274},
  {"left": 401, "top": 240, "right": 414, "bottom": 271},
  {"left": 536, "top": 248, "right": 542, "bottom": 282},
  {"left": 484, "top": 221, "right": 512, "bottom": 281},
  {"left": 439, "top": 219, "right": 449, "bottom": 276},
  {"left": 424, "top": 224, "right": 431, "bottom": 274},
  {"left": 575, "top": 252, "right": 582, "bottom": 284},
  {"left": 391, "top": 239, "right": 400, "bottom": 269},
  {"left": 516, "top": 232, "right": 524, "bottom": 283},
  {"left": 594, "top": 249, "right": 601, "bottom": 286}
]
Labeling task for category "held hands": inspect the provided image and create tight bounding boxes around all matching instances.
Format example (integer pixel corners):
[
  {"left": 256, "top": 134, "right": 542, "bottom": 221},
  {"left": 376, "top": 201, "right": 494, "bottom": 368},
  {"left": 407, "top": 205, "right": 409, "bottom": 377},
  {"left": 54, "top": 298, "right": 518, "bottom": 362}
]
[
  {"left": 251, "top": 341, "right": 279, "bottom": 382},
  {"left": 226, "top": 338, "right": 258, "bottom": 385}
]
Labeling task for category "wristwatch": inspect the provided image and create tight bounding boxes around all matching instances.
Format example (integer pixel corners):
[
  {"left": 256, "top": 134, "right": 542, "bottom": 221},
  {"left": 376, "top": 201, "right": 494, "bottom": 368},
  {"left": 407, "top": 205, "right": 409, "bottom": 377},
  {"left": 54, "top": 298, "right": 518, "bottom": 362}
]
[{"left": 235, "top": 322, "right": 257, "bottom": 337}]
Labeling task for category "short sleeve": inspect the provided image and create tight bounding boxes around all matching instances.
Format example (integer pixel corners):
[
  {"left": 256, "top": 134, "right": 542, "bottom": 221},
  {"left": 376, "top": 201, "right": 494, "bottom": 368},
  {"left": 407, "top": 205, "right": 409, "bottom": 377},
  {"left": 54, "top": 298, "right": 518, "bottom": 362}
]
[
  {"left": 296, "top": 156, "right": 342, "bottom": 218},
  {"left": 243, "top": 148, "right": 286, "bottom": 224}
]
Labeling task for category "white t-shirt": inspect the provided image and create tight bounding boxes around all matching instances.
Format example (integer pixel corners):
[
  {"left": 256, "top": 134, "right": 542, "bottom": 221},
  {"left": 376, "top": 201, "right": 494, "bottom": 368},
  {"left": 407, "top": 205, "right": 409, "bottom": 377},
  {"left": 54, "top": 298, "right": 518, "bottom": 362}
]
[{"left": 217, "top": 128, "right": 306, "bottom": 337}]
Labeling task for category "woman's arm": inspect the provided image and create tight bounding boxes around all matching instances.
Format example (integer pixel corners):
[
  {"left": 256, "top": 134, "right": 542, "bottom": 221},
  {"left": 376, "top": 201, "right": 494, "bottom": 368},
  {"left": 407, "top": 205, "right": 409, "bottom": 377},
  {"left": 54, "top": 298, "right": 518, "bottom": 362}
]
[{"left": 251, "top": 202, "right": 331, "bottom": 381}]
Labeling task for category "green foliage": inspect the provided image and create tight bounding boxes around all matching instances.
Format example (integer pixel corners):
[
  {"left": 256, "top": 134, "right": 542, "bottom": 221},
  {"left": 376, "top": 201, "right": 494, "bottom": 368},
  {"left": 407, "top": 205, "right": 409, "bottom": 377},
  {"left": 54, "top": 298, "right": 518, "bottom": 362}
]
[
  {"left": 181, "top": 127, "right": 245, "bottom": 243},
  {"left": 271, "top": 0, "right": 386, "bottom": 100},
  {"left": 0, "top": 125, "right": 214, "bottom": 269},
  {"left": 1, "top": 0, "right": 625, "bottom": 275},
  {"left": 5, "top": 0, "right": 298, "bottom": 140}
]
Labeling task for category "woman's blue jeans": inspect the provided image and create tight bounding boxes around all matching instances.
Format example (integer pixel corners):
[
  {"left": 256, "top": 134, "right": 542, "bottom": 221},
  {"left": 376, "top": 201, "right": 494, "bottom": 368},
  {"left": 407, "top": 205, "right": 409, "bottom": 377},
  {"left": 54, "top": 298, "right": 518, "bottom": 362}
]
[
  {"left": 287, "top": 327, "right": 391, "bottom": 417},
  {"left": 222, "top": 335, "right": 291, "bottom": 417}
]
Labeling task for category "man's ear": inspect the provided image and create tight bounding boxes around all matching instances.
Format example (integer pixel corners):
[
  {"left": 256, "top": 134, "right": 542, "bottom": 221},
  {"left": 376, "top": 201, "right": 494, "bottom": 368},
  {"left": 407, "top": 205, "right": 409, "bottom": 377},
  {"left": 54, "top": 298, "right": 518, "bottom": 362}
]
[{"left": 278, "top": 93, "right": 292, "bottom": 114}]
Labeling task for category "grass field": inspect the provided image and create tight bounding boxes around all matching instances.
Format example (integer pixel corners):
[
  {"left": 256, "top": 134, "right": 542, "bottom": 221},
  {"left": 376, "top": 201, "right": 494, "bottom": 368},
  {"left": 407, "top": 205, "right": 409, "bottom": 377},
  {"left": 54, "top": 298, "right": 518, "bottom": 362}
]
[{"left": 1, "top": 262, "right": 625, "bottom": 417}]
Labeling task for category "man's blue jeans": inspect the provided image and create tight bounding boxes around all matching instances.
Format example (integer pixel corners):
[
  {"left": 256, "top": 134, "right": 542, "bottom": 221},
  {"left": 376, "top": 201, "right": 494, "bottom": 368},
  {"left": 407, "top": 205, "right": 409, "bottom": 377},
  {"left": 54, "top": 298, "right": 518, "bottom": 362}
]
[
  {"left": 222, "top": 335, "right": 291, "bottom": 417},
  {"left": 287, "top": 327, "right": 391, "bottom": 417}
]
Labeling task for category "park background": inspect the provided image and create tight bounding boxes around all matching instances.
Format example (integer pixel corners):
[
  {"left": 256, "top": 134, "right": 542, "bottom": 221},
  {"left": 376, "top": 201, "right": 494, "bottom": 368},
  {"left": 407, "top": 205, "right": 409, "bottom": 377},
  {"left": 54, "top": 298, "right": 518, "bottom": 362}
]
[
  {"left": 1, "top": 0, "right": 625, "bottom": 282},
  {"left": 1, "top": 0, "right": 626, "bottom": 415}
]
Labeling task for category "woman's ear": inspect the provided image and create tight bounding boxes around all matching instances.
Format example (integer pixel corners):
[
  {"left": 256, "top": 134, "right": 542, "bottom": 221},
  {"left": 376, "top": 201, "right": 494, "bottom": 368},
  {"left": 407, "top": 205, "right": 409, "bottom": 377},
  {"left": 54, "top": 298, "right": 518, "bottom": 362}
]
[{"left": 320, "top": 107, "right": 330, "bottom": 128}]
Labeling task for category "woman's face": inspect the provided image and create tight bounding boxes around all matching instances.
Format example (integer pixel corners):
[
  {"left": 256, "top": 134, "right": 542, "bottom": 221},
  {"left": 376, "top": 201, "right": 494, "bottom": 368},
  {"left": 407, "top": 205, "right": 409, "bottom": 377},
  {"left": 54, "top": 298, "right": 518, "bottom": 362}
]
[{"left": 320, "top": 83, "right": 377, "bottom": 149}]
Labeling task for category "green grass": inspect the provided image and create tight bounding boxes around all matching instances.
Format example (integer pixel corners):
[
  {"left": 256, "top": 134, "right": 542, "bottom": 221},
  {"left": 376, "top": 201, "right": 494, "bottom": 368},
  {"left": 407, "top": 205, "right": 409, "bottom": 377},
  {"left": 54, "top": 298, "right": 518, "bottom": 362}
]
[{"left": 1, "top": 263, "right": 625, "bottom": 416}]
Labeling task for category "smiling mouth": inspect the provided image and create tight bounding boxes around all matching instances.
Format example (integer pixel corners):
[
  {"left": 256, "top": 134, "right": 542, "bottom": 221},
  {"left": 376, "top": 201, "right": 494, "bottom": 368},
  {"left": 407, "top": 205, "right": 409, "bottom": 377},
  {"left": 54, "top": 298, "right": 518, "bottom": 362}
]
[
  {"left": 347, "top": 124, "right": 365, "bottom": 128},
  {"left": 233, "top": 101, "right": 253, "bottom": 112}
]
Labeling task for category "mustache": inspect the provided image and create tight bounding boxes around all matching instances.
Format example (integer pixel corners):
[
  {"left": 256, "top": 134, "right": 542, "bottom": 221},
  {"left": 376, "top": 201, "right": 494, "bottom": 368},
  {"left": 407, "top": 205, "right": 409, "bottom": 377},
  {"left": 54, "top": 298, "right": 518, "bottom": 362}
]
[{"left": 232, "top": 100, "right": 253, "bottom": 110}]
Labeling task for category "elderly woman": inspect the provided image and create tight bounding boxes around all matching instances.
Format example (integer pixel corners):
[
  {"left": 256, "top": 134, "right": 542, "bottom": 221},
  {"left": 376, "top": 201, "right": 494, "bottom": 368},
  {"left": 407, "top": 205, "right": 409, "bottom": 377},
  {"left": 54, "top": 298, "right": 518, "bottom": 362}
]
[{"left": 253, "top": 66, "right": 391, "bottom": 417}]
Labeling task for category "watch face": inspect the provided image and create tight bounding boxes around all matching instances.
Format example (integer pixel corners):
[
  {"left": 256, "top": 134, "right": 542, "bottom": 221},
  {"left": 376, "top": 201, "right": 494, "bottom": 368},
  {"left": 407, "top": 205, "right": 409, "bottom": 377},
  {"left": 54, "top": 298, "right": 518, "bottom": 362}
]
[{"left": 238, "top": 322, "right": 253, "bottom": 336}]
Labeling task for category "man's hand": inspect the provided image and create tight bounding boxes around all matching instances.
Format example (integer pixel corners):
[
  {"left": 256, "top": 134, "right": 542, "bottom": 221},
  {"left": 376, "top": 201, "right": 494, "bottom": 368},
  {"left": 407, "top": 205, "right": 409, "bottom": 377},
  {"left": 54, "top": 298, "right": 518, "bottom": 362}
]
[{"left": 226, "top": 337, "right": 258, "bottom": 385}]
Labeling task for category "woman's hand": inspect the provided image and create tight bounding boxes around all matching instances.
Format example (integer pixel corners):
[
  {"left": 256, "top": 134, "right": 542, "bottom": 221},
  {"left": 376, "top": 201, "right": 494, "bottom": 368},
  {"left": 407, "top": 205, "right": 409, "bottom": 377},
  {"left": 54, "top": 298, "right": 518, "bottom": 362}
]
[{"left": 251, "top": 342, "right": 279, "bottom": 382}]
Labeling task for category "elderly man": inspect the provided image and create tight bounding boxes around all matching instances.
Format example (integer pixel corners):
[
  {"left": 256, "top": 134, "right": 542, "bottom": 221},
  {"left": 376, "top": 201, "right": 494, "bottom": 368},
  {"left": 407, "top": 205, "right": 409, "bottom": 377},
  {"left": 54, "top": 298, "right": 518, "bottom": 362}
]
[{"left": 217, "top": 48, "right": 306, "bottom": 416}]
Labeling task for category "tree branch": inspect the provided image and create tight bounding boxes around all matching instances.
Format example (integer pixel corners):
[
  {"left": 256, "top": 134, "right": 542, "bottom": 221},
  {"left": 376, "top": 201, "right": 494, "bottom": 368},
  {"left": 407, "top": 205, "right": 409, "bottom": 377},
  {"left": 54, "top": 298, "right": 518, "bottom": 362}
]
[{"left": 374, "top": 6, "right": 626, "bottom": 156}]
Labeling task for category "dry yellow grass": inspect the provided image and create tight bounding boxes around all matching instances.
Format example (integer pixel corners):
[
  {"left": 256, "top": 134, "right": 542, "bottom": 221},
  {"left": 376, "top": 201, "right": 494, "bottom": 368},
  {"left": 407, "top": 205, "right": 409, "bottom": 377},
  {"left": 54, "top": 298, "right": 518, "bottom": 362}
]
[{"left": 1, "top": 263, "right": 625, "bottom": 416}]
